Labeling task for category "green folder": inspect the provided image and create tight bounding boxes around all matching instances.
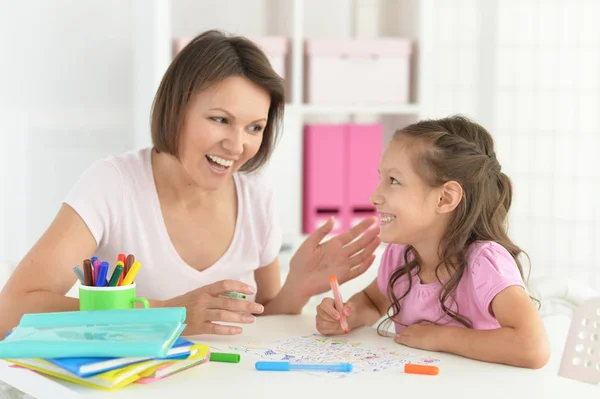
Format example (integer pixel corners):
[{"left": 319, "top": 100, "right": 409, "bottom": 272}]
[{"left": 0, "top": 308, "right": 186, "bottom": 359}]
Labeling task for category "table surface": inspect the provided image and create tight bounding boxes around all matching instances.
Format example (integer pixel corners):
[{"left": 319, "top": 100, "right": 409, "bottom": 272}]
[{"left": 0, "top": 314, "right": 598, "bottom": 399}]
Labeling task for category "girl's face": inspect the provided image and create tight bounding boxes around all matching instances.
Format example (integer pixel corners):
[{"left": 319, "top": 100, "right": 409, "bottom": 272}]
[
  {"left": 178, "top": 76, "right": 270, "bottom": 190},
  {"left": 370, "top": 137, "right": 442, "bottom": 245}
]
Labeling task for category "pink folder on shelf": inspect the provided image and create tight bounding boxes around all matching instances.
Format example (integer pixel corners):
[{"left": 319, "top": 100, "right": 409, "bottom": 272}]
[
  {"left": 303, "top": 124, "right": 347, "bottom": 235},
  {"left": 347, "top": 123, "right": 383, "bottom": 227}
]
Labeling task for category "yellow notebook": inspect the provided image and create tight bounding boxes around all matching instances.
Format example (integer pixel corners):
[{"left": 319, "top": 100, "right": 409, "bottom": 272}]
[
  {"left": 136, "top": 344, "right": 210, "bottom": 383},
  {"left": 8, "top": 358, "right": 169, "bottom": 391}
]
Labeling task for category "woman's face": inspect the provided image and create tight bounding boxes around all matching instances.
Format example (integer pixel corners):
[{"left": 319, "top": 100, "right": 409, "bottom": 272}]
[{"left": 178, "top": 76, "right": 271, "bottom": 190}]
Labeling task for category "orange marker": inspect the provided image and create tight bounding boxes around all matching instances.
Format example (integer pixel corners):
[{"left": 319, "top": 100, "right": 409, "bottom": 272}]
[
  {"left": 403, "top": 364, "right": 439, "bottom": 375},
  {"left": 329, "top": 274, "right": 348, "bottom": 334}
]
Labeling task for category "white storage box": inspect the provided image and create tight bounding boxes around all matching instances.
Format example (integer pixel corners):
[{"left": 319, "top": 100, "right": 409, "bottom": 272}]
[{"left": 304, "top": 38, "right": 412, "bottom": 105}]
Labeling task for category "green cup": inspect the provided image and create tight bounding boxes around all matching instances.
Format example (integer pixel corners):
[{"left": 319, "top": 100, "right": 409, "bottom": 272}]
[{"left": 79, "top": 283, "right": 149, "bottom": 311}]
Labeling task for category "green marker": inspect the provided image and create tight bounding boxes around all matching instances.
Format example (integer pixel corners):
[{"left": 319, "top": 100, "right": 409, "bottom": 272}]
[
  {"left": 107, "top": 265, "right": 123, "bottom": 287},
  {"left": 210, "top": 352, "right": 240, "bottom": 363},
  {"left": 223, "top": 291, "right": 247, "bottom": 300}
]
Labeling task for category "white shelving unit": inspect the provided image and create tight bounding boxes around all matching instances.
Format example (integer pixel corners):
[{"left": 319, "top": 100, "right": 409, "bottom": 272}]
[{"left": 133, "top": 0, "right": 433, "bottom": 255}]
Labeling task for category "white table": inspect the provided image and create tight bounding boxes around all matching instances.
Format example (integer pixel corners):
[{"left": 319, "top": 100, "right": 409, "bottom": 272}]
[{"left": 0, "top": 314, "right": 598, "bottom": 399}]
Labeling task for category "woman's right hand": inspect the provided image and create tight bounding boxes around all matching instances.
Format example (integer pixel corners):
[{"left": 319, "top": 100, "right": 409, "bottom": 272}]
[
  {"left": 315, "top": 297, "right": 355, "bottom": 335},
  {"left": 163, "top": 280, "right": 264, "bottom": 335}
]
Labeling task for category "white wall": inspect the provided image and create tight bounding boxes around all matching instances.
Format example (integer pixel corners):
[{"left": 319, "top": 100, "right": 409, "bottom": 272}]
[
  {"left": 0, "top": 0, "right": 599, "bottom": 293},
  {"left": 425, "top": 0, "right": 600, "bottom": 290},
  {"left": 0, "top": 0, "right": 135, "bottom": 265}
]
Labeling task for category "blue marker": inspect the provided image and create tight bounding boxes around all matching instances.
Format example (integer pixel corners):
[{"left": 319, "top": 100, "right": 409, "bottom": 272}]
[
  {"left": 95, "top": 261, "right": 109, "bottom": 287},
  {"left": 255, "top": 361, "right": 352, "bottom": 372}
]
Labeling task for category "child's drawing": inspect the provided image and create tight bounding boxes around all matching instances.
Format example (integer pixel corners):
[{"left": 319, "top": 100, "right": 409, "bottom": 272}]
[{"left": 216, "top": 334, "right": 440, "bottom": 377}]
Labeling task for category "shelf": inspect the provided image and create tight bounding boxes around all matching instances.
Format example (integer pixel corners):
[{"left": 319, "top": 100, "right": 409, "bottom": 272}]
[{"left": 298, "top": 103, "right": 420, "bottom": 115}]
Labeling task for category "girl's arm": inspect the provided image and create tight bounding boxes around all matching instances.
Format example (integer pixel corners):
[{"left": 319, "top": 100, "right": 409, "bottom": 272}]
[
  {"left": 316, "top": 279, "right": 391, "bottom": 335},
  {"left": 436, "top": 286, "right": 550, "bottom": 369},
  {"left": 345, "top": 279, "right": 391, "bottom": 329}
]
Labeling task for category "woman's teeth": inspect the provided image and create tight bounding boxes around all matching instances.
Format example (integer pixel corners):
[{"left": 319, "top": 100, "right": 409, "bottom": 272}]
[{"left": 206, "top": 154, "right": 233, "bottom": 167}]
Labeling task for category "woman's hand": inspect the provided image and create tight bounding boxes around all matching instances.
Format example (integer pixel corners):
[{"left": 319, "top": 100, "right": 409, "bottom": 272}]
[
  {"left": 163, "top": 280, "right": 264, "bottom": 335},
  {"left": 394, "top": 322, "right": 444, "bottom": 352},
  {"left": 287, "top": 217, "right": 381, "bottom": 298}
]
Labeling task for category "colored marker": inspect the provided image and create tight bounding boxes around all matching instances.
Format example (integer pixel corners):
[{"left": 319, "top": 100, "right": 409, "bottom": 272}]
[
  {"left": 402, "top": 364, "right": 439, "bottom": 375},
  {"left": 210, "top": 352, "right": 240, "bottom": 363},
  {"left": 255, "top": 361, "right": 352, "bottom": 372},
  {"left": 72, "top": 265, "right": 85, "bottom": 284},
  {"left": 82, "top": 259, "right": 93, "bottom": 286},
  {"left": 223, "top": 292, "right": 246, "bottom": 300},
  {"left": 125, "top": 254, "right": 135, "bottom": 275},
  {"left": 108, "top": 265, "right": 124, "bottom": 287},
  {"left": 115, "top": 261, "right": 125, "bottom": 286},
  {"left": 93, "top": 260, "right": 101, "bottom": 285},
  {"left": 329, "top": 274, "right": 348, "bottom": 334},
  {"left": 121, "top": 260, "right": 141, "bottom": 285},
  {"left": 95, "top": 262, "right": 109, "bottom": 287}
]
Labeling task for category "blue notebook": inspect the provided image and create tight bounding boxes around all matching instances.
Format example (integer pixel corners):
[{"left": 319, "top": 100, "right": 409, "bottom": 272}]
[
  {"left": 45, "top": 338, "right": 195, "bottom": 378},
  {"left": 0, "top": 308, "right": 186, "bottom": 359}
]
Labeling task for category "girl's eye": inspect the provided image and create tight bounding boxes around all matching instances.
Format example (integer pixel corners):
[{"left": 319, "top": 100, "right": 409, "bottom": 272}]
[
  {"left": 248, "top": 124, "right": 265, "bottom": 134},
  {"left": 390, "top": 177, "right": 400, "bottom": 185},
  {"left": 210, "top": 117, "right": 228, "bottom": 124}
]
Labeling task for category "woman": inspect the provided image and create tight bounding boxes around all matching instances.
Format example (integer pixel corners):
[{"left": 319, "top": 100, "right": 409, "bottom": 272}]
[{"left": 0, "top": 30, "right": 380, "bottom": 338}]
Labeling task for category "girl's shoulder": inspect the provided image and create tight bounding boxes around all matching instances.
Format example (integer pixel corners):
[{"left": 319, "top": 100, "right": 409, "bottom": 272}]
[
  {"left": 464, "top": 241, "right": 526, "bottom": 313},
  {"left": 465, "top": 241, "right": 516, "bottom": 269}
]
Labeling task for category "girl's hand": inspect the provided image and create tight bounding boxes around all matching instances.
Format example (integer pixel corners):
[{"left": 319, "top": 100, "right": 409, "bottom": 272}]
[
  {"left": 163, "top": 280, "right": 264, "bottom": 335},
  {"left": 315, "top": 297, "right": 355, "bottom": 335},
  {"left": 394, "top": 322, "right": 444, "bottom": 352},
  {"left": 288, "top": 217, "right": 381, "bottom": 298}
]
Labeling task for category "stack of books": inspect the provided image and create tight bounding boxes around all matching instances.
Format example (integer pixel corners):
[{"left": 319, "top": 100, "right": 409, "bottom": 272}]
[{"left": 0, "top": 308, "right": 210, "bottom": 390}]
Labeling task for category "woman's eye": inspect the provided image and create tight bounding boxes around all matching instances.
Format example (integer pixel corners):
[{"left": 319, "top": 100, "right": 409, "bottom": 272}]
[
  {"left": 210, "top": 117, "right": 228, "bottom": 124},
  {"left": 248, "top": 124, "right": 265, "bottom": 133},
  {"left": 390, "top": 177, "right": 399, "bottom": 185}
]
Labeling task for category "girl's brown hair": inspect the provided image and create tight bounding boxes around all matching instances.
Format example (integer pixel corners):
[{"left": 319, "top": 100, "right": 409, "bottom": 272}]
[
  {"left": 150, "top": 29, "right": 285, "bottom": 172},
  {"left": 379, "top": 115, "right": 532, "bottom": 331}
]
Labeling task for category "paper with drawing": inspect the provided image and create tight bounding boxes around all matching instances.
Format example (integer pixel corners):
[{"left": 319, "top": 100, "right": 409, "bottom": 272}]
[{"left": 217, "top": 334, "right": 440, "bottom": 377}]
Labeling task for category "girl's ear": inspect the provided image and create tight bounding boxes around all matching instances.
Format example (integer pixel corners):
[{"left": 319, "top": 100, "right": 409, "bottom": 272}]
[{"left": 436, "top": 181, "right": 463, "bottom": 214}]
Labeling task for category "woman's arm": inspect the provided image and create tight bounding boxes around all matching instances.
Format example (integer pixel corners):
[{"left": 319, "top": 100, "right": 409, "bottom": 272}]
[
  {"left": 254, "top": 258, "right": 308, "bottom": 315},
  {"left": 0, "top": 204, "right": 96, "bottom": 338}
]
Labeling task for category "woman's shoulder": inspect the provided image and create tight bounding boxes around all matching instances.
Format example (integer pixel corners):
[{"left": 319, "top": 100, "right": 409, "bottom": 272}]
[
  {"left": 235, "top": 169, "right": 277, "bottom": 204},
  {"left": 99, "top": 147, "right": 151, "bottom": 175}
]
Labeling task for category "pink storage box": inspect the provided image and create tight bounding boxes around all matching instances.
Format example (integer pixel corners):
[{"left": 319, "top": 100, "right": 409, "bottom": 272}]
[
  {"left": 172, "top": 36, "right": 289, "bottom": 83},
  {"left": 304, "top": 38, "right": 412, "bottom": 105},
  {"left": 347, "top": 123, "right": 382, "bottom": 228},
  {"left": 303, "top": 123, "right": 383, "bottom": 235},
  {"left": 303, "top": 124, "right": 347, "bottom": 235}
]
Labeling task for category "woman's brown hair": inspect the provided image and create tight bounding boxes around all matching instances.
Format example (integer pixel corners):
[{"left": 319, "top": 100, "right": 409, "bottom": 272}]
[
  {"left": 379, "top": 115, "right": 533, "bottom": 332},
  {"left": 150, "top": 29, "right": 285, "bottom": 172}
]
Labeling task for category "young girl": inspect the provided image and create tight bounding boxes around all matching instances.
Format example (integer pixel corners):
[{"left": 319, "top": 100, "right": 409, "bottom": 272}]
[{"left": 316, "top": 115, "right": 550, "bottom": 369}]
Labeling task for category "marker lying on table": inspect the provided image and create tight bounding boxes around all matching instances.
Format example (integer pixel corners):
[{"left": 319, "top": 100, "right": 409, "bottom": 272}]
[
  {"left": 401, "top": 364, "right": 439, "bottom": 375},
  {"left": 255, "top": 361, "right": 352, "bottom": 372},
  {"left": 210, "top": 352, "right": 240, "bottom": 363}
]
